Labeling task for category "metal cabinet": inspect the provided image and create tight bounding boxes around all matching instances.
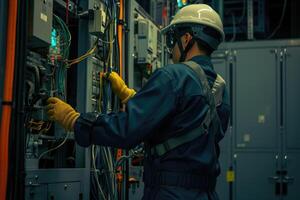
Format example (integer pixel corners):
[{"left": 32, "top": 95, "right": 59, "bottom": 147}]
[
  {"left": 285, "top": 47, "right": 300, "bottom": 150},
  {"left": 48, "top": 182, "right": 81, "bottom": 200},
  {"left": 283, "top": 46, "right": 300, "bottom": 200},
  {"left": 234, "top": 152, "right": 280, "bottom": 200},
  {"left": 212, "top": 50, "right": 230, "bottom": 84},
  {"left": 25, "top": 184, "right": 47, "bottom": 200},
  {"left": 231, "top": 45, "right": 299, "bottom": 200},
  {"left": 25, "top": 169, "right": 88, "bottom": 200},
  {"left": 216, "top": 40, "right": 300, "bottom": 200},
  {"left": 212, "top": 50, "right": 232, "bottom": 200},
  {"left": 234, "top": 47, "right": 279, "bottom": 150},
  {"left": 25, "top": 182, "right": 82, "bottom": 200},
  {"left": 284, "top": 153, "right": 300, "bottom": 200}
]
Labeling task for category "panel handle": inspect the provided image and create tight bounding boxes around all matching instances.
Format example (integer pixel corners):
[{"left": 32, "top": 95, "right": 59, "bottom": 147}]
[
  {"left": 283, "top": 175, "right": 294, "bottom": 183},
  {"left": 211, "top": 51, "right": 228, "bottom": 59},
  {"left": 275, "top": 154, "right": 279, "bottom": 169},
  {"left": 268, "top": 175, "right": 280, "bottom": 182},
  {"left": 282, "top": 175, "right": 294, "bottom": 196},
  {"left": 27, "top": 182, "right": 40, "bottom": 187},
  {"left": 269, "top": 175, "right": 281, "bottom": 196},
  {"left": 229, "top": 59, "right": 233, "bottom": 126},
  {"left": 279, "top": 50, "right": 284, "bottom": 127}
]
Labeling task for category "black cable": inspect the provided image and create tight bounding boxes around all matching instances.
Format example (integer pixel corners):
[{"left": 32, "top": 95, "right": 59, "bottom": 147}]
[
  {"left": 267, "top": 0, "right": 287, "bottom": 39},
  {"left": 6, "top": 0, "right": 28, "bottom": 199},
  {"left": 124, "top": 149, "right": 130, "bottom": 200},
  {"left": 115, "top": 2, "right": 120, "bottom": 74},
  {"left": 114, "top": 30, "right": 119, "bottom": 72},
  {"left": 91, "top": 174, "right": 100, "bottom": 200},
  {"left": 237, "top": 0, "right": 246, "bottom": 24},
  {"left": 230, "top": 12, "right": 236, "bottom": 42}
]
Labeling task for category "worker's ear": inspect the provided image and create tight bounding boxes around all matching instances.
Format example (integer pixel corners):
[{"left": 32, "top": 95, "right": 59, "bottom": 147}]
[{"left": 182, "top": 33, "right": 192, "bottom": 46}]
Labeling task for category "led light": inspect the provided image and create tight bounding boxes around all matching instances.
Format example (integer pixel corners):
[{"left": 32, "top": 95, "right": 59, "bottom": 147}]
[
  {"left": 177, "top": 0, "right": 188, "bottom": 8},
  {"left": 51, "top": 29, "right": 57, "bottom": 48}
]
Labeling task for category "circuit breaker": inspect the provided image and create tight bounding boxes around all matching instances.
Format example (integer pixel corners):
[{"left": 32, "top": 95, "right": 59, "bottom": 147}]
[
  {"left": 136, "top": 19, "right": 158, "bottom": 64},
  {"left": 133, "top": 10, "right": 162, "bottom": 89},
  {"left": 88, "top": 0, "right": 107, "bottom": 35},
  {"left": 28, "top": 0, "right": 53, "bottom": 47}
]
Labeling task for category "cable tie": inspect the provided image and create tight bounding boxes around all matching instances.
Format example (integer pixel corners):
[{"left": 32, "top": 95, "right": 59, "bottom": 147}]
[{"left": 2, "top": 101, "right": 13, "bottom": 105}]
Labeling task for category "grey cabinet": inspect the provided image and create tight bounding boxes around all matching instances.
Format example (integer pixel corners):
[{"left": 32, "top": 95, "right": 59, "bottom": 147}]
[
  {"left": 235, "top": 152, "right": 280, "bottom": 200},
  {"left": 283, "top": 46, "right": 300, "bottom": 200},
  {"left": 48, "top": 182, "right": 81, "bottom": 200},
  {"left": 215, "top": 41, "right": 300, "bottom": 200},
  {"left": 285, "top": 47, "right": 300, "bottom": 150},
  {"left": 212, "top": 50, "right": 233, "bottom": 200},
  {"left": 25, "top": 181, "right": 81, "bottom": 200},
  {"left": 25, "top": 169, "right": 88, "bottom": 200},
  {"left": 212, "top": 51, "right": 230, "bottom": 84},
  {"left": 25, "top": 184, "right": 47, "bottom": 200},
  {"left": 285, "top": 153, "right": 300, "bottom": 200},
  {"left": 234, "top": 48, "right": 279, "bottom": 149},
  {"left": 232, "top": 45, "right": 300, "bottom": 200}
]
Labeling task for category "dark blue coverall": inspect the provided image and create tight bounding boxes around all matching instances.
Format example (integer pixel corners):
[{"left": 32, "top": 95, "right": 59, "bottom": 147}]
[{"left": 74, "top": 55, "right": 230, "bottom": 200}]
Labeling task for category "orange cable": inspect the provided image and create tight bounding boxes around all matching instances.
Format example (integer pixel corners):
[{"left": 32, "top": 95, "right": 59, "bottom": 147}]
[
  {"left": 117, "top": 0, "right": 124, "bottom": 78},
  {"left": 0, "top": 0, "right": 18, "bottom": 199},
  {"left": 116, "top": 0, "right": 124, "bottom": 193}
]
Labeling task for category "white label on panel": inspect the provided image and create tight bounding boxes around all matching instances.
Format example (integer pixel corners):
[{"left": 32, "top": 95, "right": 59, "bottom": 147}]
[{"left": 40, "top": 13, "right": 48, "bottom": 22}]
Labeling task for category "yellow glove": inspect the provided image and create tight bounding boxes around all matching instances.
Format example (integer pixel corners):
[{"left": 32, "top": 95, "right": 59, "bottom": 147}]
[
  {"left": 106, "top": 72, "right": 136, "bottom": 103},
  {"left": 46, "top": 97, "right": 80, "bottom": 131}
]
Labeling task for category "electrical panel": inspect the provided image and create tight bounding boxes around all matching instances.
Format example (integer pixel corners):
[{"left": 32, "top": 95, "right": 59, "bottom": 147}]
[
  {"left": 88, "top": 0, "right": 107, "bottom": 35},
  {"left": 133, "top": 8, "right": 162, "bottom": 89},
  {"left": 136, "top": 19, "right": 154, "bottom": 64},
  {"left": 4, "top": 0, "right": 166, "bottom": 199},
  {"left": 24, "top": 1, "right": 90, "bottom": 196},
  {"left": 85, "top": 36, "right": 104, "bottom": 112},
  {"left": 24, "top": 0, "right": 90, "bottom": 199},
  {"left": 125, "top": 1, "right": 166, "bottom": 199},
  {"left": 28, "top": 0, "right": 53, "bottom": 47},
  {"left": 25, "top": 9, "right": 75, "bottom": 169},
  {"left": 135, "top": 16, "right": 162, "bottom": 69}
]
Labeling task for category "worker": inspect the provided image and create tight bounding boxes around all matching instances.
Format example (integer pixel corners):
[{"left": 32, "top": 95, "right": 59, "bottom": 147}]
[{"left": 46, "top": 4, "right": 230, "bottom": 200}]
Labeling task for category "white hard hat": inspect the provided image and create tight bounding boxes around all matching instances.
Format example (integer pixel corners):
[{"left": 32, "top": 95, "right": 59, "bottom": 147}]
[{"left": 161, "top": 4, "right": 225, "bottom": 50}]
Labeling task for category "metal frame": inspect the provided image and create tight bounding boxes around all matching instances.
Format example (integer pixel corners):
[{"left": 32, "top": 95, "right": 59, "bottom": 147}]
[
  {"left": 219, "top": 39, "right": 300, "bottom": 50},
  {"left": 25, "top": 169, "right": 89, "bottom": 199},
  {"left": 125, "top": 2, "right": 144, "bottom": 199},
  {"left": 125, "top": 0, "right": 135, "bottom": 88},
  {"left": 212, "top": 0, "right": 224, "bottom": 21},
  {"left": 247, "top": 0, "right": 254, "bottom": 40},
  {"left": 75, "top": 0, "right": 92, "bottom": 199},
  {"left": 222, "top": 0, "right": 265, "bottom": 36},
  {"left": 211, "top": 49, "right": 233, "bottom": 200},
  {"left": 126, "top": 0, "right": 161, "bottom": 88}
]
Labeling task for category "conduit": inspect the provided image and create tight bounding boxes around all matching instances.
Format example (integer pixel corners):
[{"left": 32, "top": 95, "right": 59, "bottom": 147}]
[{"left": 0, "top": 0, "right": 18, "bottom": 199}]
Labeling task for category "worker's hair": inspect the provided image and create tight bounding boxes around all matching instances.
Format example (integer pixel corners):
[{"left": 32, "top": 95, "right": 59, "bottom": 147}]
[
  {"left": 176, "top": 25, "right": 221, "bottom": 56},
  {"left": 195, "top": 39, "right": 213, "bottom": 56}
]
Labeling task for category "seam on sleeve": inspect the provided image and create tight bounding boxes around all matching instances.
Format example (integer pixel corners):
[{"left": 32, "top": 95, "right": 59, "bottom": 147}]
[{"left": 160, "top": 67, "right": 178, "bottom": 93}]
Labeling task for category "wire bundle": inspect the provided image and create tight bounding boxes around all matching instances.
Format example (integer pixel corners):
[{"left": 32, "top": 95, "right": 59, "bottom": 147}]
[{"left": 65, "top": 43, "right": 97, "bottom": 67}]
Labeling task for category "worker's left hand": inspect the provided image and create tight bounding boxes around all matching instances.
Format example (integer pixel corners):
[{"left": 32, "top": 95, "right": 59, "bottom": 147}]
[{"left": 46, "top": 97, "right": 80, "bottom": 131}]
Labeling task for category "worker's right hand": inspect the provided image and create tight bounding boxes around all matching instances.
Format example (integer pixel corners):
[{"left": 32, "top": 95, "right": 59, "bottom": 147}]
[
  {"left": 105, "top": 71, "right": 136, "bottom": 103},
  {"left": 46, "top": 97, "right": 80, "bottom": 131}
]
